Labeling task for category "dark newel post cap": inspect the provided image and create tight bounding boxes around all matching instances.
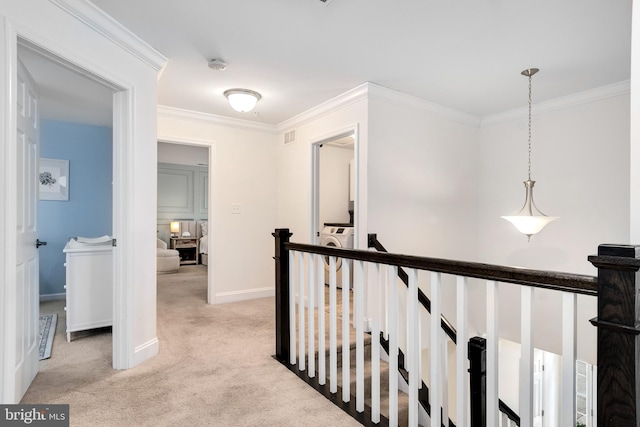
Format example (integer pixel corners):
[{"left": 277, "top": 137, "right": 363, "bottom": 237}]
[
  {"left": 597, "top": 244, "right": 640, "bottom": 257},
  {"left": 589, "top": 244, "right": 640, "bottom": 270}
]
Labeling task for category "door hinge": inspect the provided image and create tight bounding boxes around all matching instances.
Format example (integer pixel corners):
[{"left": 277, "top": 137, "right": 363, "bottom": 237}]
[{"left": 112, "top": 238, "right": 117, "bottom": 247}]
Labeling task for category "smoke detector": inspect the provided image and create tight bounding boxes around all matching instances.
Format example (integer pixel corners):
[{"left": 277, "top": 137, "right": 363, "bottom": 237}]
[{"left": 208, "top": 59, "right": 227, "bottom": 71}]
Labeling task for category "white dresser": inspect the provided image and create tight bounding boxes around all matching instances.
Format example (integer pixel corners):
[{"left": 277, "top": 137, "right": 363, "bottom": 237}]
[{"left": 63, "top": 238, "right": 113, "bottom": 342}]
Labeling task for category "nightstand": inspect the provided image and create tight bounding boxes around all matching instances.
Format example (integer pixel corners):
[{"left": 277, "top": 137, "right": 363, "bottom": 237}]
[{"left": 170, "top": 237, "right": 199, "bottom": 265}]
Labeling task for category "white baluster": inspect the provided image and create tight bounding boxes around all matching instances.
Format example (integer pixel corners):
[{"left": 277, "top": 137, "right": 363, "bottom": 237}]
[
  {"left": 430, "top": 272, "right": 442, "bottom": 427},
  {"left": 329, "top": 256, "right": 337, "bottom": 393},
  {"left": 442, "top": 336, "right": 449, "bottom": 426},
  {"left": 407, "top": 268, "right": 419, "bottom": 427},
  {"left": 298, "top": 252, "right": 305, "bottom": 371},
  {"left": 308, "top": 253, "right": 315, "bottom": 378},
  {"left": 317, "top": 254, "right": 325, "bottom": 384},
  {"left": 388, "top": 265, "right": 399, "bottom": 427},
  {"left": 355, "top": 259, "right": 365, "bottom": 412},
  {"left": 456, "top": 276, "right": 468, "bottom": 426},
  {"left": 371, "top": 263, "right": 381, "bottom": 424},
  {"left": 289, "top": 251, "right": 296, "bottom": 365},
  {"left": 487, "top": 280, "right": 499, "bottom": 427},
  {"left": 562, "top": 292, "right": 577, "bottom": 427},
  {"left": 342, "top": 258, "right": 351, "bottom": 402},
  {"left": 520, "top": 286, "right": 534, "bottom": 427}
]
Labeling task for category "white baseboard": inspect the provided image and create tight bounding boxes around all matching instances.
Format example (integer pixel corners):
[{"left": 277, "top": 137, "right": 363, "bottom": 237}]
[
  {"left": 215, "top": 287, "right": 274, "bottom": 304},
  {"left": 40, "top": 293, "right": 65, "bottom": 302},
  {"left": 132, "top": 337, "right": 159, "bottom": 367}
]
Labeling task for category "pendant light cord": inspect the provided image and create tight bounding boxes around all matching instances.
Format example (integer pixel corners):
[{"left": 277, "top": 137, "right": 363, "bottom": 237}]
[{"left": 527, "top": 73, "right": 532, "bottom": 181}]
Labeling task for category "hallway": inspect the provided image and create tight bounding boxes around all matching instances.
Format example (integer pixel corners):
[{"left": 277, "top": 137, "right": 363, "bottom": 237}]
[{"left": 22, "top": 266, "right": 359, "bottom": 426}]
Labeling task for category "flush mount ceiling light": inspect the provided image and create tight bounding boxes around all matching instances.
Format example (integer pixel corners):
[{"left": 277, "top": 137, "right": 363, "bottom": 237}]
[
  {"left": 224, "top": 88, "right": 261, "bottom": 113},
  {"left": 501, "top": 68, "right": 558, "bottom": 241}
]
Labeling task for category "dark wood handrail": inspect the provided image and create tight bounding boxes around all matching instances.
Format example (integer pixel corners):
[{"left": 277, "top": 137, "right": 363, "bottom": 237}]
[{"left": 285, "top": 241, "right": 598, "bottom": 296}]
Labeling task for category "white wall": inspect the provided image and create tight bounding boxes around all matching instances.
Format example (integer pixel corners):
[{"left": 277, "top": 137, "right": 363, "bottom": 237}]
[
  {"left": 158, "top": 108, "right": 278, "bottom": 303},
  {"left": 367, "top": 97, "right": 479, "bottom": 261},
  {"left": 319, "top": 144, "right": 353, "bottom": 227},
  {"left": 276, "top": 91, "right": 368, "bottom": 246},
  {"left": 476, "top": 92, "right": 630, "bottom": 363},
  {"left": 0, "top": 0, "right": 164, "bottom": 398},
  {"left": 366, "top": 91, "right": 480, "bottom": 335}
]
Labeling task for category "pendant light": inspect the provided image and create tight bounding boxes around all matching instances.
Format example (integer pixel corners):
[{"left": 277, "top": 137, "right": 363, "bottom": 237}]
[{"left": 501, "top": 68, "right": 558, "bottom": 241}]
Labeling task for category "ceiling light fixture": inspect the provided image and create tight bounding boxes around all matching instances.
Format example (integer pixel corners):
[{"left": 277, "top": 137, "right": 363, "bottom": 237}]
[
  {"left": 501, "top": 68, "right": 558, "bottom": 241},
  {"left": 224, "top": 88, "right": 261, "bottom": 113}
]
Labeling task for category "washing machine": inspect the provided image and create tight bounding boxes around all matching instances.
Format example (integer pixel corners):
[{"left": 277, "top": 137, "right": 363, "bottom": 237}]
[{"left": 320, "top": 225, "right": 354, "bottom": 289}]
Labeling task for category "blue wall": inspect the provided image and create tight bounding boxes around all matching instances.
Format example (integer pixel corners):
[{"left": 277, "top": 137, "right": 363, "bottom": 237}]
[{"left": 38, "top": 120, "right": 112, "bottom": 296}]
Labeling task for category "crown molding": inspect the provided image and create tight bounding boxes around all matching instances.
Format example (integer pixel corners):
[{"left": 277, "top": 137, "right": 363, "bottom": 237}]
[
  {"left": 158, "top": 105, "right": 277, "bottom": 134},
  {"left": 366, "top": 82, "right": 482, "bottom": 127},
  {"left": 276, "top": 83, "right": 370, "bottom": 132},
  {"left": 481, "top": 80, "right": 630, "bottom": 127},
  {"left": 276, "top": 81, "right": 481, "bottom": 132},
  {"left": 49, "top": 0, "right": 168, "bottom": 71}
]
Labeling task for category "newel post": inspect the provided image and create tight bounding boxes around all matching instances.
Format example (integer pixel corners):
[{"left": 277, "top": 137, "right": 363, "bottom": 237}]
[
  {"left": 273, "top": 228, "right": 293, "bottom": 363},
  {"left": 468, "top": 336, "right": 486, "bottom": 427},
  {"left": 588, "top": 244, "right": 640, "bottom": 427}
]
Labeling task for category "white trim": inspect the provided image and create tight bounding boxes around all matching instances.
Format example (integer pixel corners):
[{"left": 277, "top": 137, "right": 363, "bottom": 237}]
[
  {"left": 158, "top": 105, "right": 276, "bottom": 134},
  {"left": 48, "top": 0, "right": 167, "bottom": 71},
  {"left": 39, "top": 293, "right": 65, "bottom": 302},
  {"left": 132, "top": 337, "right": 159, "bottom": 366},
  {"left": 277, "top": 81, "right": 480, "bottom": 134},
  {"left": 482, "top": 80, "right": 630, "bottom": 126},
  {"left": 366, "top": 82, "right": 481, "bottom": 127},
  {"left": 214, "top": 287, "right": 274, "bottom": 304},
  {"left": 111, "top": 89, "right": 134, "bottom": 370},
  {"left": 0, "top": 15, "right": 19, "bottom": 404},
  {"left": 309, "top": 124, "right": 359, "bottom": 246},
  {"left": 277, "top": 83, "right": 370, "bottom": 132}
]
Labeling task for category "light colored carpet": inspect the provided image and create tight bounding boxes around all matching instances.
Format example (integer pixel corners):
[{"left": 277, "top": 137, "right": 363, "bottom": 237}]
[{"left": 22, "top": 265, "right": 361, "bottom": 427}]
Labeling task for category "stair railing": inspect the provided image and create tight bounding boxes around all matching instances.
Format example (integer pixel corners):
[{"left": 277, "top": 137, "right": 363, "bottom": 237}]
[
  {"left": 369, "top": 234, "right": 521, "bottom": 426},
  {"left": 274, "top": 229, "right": 640, "bottom": 427}
]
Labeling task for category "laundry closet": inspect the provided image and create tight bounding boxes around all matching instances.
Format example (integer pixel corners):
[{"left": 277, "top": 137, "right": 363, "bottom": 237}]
[{"left": 318, "top": 136, "right": 354, "bottom": 288}]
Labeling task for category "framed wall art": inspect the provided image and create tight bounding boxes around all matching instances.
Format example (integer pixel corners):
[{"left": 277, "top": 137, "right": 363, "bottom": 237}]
[{"left": 39, "top": 158, "right": 69, "bottom": 201}]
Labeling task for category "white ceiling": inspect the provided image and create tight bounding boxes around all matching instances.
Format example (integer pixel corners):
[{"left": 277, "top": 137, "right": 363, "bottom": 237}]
[{"left": 21, "top": 0, "right": 634, "bottom": 126}]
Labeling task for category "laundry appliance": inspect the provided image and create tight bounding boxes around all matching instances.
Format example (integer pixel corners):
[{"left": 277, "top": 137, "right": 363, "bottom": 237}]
[{"left": 320, "top": 225, "right": 354, "bottom": 289}]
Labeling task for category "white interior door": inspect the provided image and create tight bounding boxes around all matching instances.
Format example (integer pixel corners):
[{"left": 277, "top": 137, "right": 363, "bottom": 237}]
[{"left": 14, "top": 58, "right": 40, "bottom": 401}]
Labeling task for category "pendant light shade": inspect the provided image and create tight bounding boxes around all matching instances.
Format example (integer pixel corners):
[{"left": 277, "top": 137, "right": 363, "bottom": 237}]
[
  {"left": 502, "top": 180, "right": 558, "bottom": 239},
  {"left": 501, "top": 68, "right": 558, "bottom": 241},
  {"left": 224, "top": 88, "right": 261, "bottom": 112}
]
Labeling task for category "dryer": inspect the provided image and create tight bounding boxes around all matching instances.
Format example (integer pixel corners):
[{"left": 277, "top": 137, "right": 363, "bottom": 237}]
[{"left": 320, "top": 225, "right": 354, "bottom": 289}]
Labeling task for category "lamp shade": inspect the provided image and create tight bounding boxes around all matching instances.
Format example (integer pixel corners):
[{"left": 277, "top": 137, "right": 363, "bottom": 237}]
[
  {"left": 224, "top": 89, "right": 261, "bottom": 112},
  {"left": 170, "top": 221, "right": 180, "bottom": 234},
  {"left": 502, "top": 180, "right": 558, "bottom": 240}
]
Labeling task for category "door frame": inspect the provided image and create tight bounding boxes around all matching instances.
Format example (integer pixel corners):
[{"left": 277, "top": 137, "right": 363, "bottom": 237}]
[
  {"left": 310, "top": 124, "right": 360, "bottom": 247},
  {"left": 0, "top": 17, "right": 137, "bottom": 402},
  {"left": 157, "top": 136, "right": 216, "bottom": 304}
]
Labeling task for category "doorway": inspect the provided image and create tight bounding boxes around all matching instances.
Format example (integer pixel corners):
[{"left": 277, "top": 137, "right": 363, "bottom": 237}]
[
  {"left": 311, "top": 128, "right": 358, "bottom": 246},
  {"left": 17, "top": 40, "right": 115, "bottom": 354},
  {"left": 157, "top": 139, "right": 215, "bottom": 304}
]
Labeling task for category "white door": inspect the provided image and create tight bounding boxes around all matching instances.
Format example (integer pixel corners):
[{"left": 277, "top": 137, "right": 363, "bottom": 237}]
[{"left": 14, "top": 58, "right": 40, "bottom": 401}]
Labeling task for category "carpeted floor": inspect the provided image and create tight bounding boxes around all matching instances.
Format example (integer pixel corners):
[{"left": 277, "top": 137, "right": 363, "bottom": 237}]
[{"left": 22, "top": 265, "right": 361, "bottom": 427}]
